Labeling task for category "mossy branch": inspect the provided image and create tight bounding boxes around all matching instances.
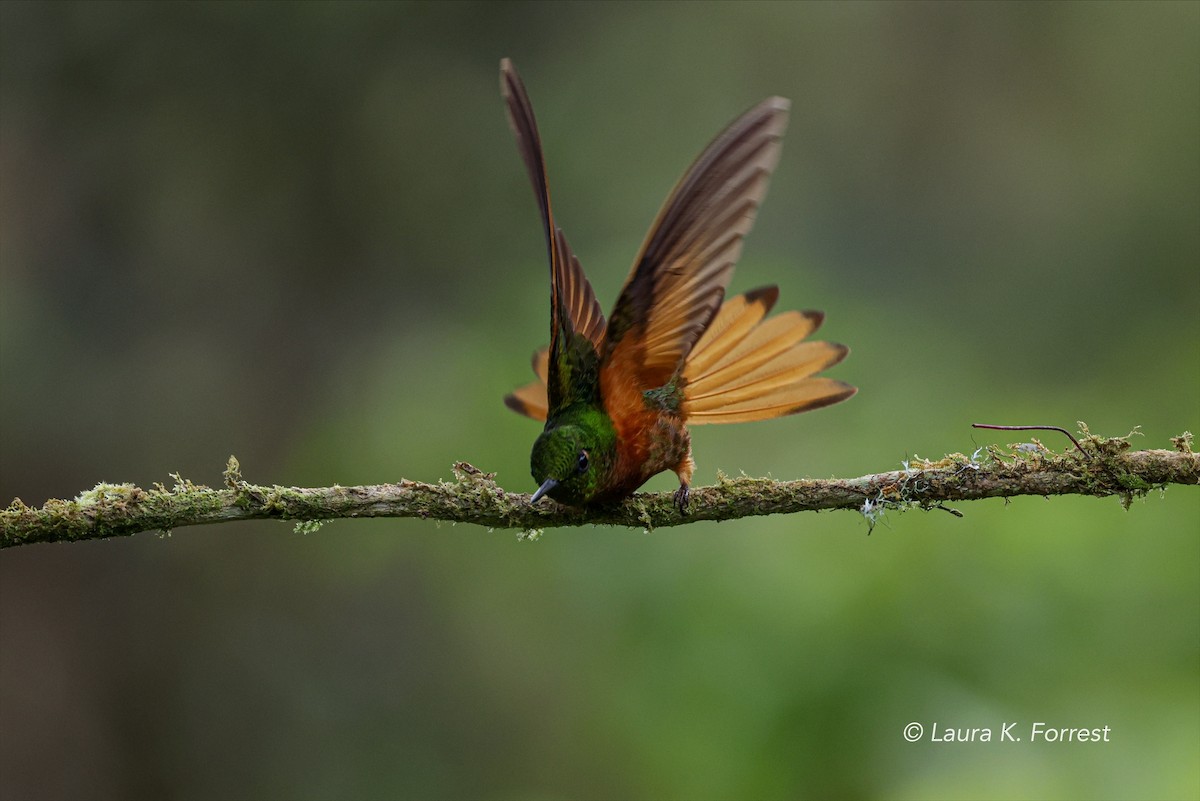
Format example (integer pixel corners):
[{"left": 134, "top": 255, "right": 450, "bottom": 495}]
[{"left": 2, "top": 426, "right": 1196, "bottom": 548}]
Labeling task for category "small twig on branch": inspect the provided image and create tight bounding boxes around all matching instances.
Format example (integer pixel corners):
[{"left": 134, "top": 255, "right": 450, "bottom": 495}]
[
  {"left": 2, "top": 426, "right": 1196, "bottom": 548},
  {"left": 972, "top": 423, "right": 1091, "bottom": 458}
]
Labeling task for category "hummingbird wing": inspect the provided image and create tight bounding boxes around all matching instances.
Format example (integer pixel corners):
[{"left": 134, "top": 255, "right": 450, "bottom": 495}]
[
  {"left": 511, "top": 287, "right": 859, "bottom": 424},
  {"left": 683, "top": 286, "right": 856, "bottom": 423},
  {"left": 500, "top": 59, "right": 606, "bottom": 413},
  {"left": 600, "top": 97, "right": 791, "bottom": 401},
  {"left": 503, "top": 291, "right": 857, "bottom": 424}
]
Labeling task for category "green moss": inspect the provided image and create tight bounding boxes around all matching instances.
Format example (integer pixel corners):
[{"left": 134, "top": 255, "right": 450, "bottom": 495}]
[
  {"left": 3, "top": 425, "right": 1193, "bottom": 547},
  {"left": 75, "top": 483, "right": 140, "bottom": 505},
  {"left": 294, "top": 519, "right": 331, "bottom": 534},
  {"left": 223, "top": 455, "right": 243, "bottom": 488}
]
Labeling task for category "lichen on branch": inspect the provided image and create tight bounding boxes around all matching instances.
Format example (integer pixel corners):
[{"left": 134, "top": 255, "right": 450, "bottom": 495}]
[{"left": 2, "top": 426, "right": 1196, "bottom": 548}]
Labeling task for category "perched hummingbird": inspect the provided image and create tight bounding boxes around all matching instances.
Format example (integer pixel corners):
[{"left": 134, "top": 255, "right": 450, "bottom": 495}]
[{"left": 500, "top": 59, "right": 856, "bottom": 510}]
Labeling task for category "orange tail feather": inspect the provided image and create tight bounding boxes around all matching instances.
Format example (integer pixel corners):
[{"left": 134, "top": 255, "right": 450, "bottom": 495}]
[{"left": 682, "top": 288, "right": 854, "bottom": 424}]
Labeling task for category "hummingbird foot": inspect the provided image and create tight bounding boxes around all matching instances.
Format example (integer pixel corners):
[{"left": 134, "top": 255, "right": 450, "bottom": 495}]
[{"left": 673, "top": 484, "right": 690, "bottom": 515}]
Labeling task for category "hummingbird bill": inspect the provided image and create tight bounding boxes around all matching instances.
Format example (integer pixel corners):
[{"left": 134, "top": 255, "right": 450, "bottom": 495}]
[{"left": 500, "top": 59, "right": 855, "bottom": 511}]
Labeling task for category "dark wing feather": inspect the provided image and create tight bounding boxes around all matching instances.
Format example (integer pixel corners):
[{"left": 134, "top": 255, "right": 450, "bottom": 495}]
[
  {"left": 500, "top": 59, "right": 606, "bottom": 413},
  {"left": 601, "top": 97, "right": 790, "bottom": 393}
]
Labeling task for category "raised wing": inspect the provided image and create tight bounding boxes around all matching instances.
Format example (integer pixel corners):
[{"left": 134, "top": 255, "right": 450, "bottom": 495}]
[
  {"left": 600, "top": 97, "right": 790, "bottom": 396},
  {"left": 500, "top": 59, "right": 605, "bottom": 413}
]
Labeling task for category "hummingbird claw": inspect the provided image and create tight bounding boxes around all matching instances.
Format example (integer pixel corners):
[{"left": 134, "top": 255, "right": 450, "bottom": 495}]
[{"left": 673, "top": 484, "right": 690, "bottom": 515}]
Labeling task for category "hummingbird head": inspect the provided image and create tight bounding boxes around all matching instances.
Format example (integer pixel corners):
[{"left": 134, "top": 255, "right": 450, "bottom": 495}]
[{"left": 529, "top": 422, "right": 609, "bottom": 506}]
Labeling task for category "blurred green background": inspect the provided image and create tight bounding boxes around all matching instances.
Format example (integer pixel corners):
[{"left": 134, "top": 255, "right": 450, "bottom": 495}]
[{"left": 2, "top": 2, "right": 1197, "bottom": 800}]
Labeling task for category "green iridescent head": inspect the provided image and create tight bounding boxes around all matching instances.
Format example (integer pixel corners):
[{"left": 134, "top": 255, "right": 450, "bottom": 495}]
[{"left": 529, "top": 423, "right": 609, "bottom": 506}]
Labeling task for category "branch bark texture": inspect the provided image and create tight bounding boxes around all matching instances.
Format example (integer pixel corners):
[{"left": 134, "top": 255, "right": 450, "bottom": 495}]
[{"left": 3, "top": 430, "right": 1196, "bottom": 548}]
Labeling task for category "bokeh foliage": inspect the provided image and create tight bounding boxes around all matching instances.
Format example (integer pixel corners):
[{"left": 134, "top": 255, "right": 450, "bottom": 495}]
[{"left": 1, "top": 3, "right": 1197, "bottom": 800}]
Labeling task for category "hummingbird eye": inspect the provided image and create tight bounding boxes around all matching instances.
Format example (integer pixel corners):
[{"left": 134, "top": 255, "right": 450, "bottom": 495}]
[{"left": 576, "top": 450, "right": 589, "bottom": 473}]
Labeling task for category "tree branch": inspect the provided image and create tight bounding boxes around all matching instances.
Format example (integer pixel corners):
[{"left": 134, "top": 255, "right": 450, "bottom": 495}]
[{"left": 3, "top": 427, "right": 1196, "bottom": 548}]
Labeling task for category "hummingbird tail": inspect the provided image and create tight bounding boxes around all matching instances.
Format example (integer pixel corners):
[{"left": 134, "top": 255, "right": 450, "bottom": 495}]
[
  {"left": 504, "top": 384, "right": 548, "bottom": 421},
  {"left": 505, "top": 288, "right": 856, "bottom": 424},
  {"left": 681, "top": 287, "right": 856, "bottom": 424},
  {"left": 504, "top": 347, "right": 551, "bottom": 421}
]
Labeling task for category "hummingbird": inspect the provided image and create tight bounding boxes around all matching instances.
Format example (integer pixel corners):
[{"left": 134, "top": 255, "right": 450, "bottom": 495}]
[{"left": 500, "top": 59, "right": 856, "bottom": 511}]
